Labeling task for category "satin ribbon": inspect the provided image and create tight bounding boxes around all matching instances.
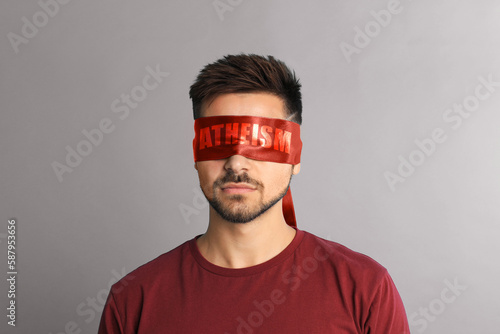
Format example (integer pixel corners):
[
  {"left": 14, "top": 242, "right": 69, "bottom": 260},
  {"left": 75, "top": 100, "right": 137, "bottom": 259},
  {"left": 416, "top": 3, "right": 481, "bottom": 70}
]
[{"left": 193, "top": 115, "right": 302, "bottom": 227}]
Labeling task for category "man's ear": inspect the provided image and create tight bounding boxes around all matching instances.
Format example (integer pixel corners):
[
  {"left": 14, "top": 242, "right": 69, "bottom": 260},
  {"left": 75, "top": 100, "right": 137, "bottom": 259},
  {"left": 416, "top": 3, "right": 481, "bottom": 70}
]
[{"left": 292, "top": 163, "right": 301, "bottom": 175}]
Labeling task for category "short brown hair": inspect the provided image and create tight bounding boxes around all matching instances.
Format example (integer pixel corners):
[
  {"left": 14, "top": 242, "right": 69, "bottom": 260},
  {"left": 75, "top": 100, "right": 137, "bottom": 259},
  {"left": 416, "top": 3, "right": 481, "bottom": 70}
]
[{"left": 189, "top": 54, "right": 302, "bottom": 124}]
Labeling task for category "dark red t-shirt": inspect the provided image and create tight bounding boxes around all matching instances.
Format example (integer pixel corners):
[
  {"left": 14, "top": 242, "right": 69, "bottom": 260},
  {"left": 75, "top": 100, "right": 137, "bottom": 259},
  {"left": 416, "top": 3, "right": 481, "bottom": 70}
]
[{"left": 98, "top": 230, "right": 410, "bottom": 333}]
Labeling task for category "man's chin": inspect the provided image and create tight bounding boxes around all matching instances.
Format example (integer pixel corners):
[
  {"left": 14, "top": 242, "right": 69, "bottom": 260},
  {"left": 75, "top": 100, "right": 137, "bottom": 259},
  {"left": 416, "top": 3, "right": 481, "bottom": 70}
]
[
  {"left": 209, "top": 200, "right": 261, "bottom": 224},
  {"left": 214, "top": 212, "right": 258, "bottom": 224},
  {"left": 224, "top": 194, "right": 245, "bottom": 202}
]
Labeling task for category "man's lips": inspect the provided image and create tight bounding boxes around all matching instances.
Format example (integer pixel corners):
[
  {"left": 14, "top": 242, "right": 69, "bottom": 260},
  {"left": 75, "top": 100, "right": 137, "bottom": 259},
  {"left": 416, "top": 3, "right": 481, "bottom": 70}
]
[{"left": 220, "top": 183, "right": 256, "bottom": 194}]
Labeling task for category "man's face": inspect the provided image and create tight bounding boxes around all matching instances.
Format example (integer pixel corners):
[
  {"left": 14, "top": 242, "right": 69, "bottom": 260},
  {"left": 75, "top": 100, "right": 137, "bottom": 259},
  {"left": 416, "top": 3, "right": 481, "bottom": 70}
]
[{"left": 195, "top": 93, "right": 300, "bottom": 223}]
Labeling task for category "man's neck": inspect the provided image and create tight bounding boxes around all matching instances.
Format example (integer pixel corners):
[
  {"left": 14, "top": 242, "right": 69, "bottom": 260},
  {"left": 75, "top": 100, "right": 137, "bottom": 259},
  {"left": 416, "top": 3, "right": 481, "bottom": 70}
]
[{"left": 196, "top": 206, "right": 296, "bottom": 269}]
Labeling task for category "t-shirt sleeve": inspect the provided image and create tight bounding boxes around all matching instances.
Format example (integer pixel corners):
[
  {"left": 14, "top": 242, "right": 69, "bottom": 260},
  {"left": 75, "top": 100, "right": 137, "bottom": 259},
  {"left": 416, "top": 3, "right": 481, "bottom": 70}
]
[
  {"left": 364, "top": 271, "right": 410, "bottom": 334},
  {"left": 98, "top": 291, "right": 124, "bottom": 334}
]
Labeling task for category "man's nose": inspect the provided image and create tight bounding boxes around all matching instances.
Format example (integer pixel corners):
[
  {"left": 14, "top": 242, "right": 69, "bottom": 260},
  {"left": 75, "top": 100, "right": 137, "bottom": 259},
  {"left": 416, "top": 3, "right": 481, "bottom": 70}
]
[{"left": 224, "top": 155, "right": 250, "bottom": 174}]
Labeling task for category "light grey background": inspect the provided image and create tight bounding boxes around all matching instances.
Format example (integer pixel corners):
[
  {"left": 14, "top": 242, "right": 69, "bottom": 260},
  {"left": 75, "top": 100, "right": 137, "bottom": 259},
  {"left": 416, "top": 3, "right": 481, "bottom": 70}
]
[{"left": 1, "top": 0, "right": 499, "bottom": 333}]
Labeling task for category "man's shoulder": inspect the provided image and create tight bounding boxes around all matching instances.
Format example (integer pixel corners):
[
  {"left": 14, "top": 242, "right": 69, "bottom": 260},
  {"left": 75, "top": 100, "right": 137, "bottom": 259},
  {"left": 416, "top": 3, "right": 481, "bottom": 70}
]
[
  {"left": 109, "top": 238, "right": 193, "bottom": 294},
  {"left": 301, "top": 230, "right": 388, "bottom": 279}
]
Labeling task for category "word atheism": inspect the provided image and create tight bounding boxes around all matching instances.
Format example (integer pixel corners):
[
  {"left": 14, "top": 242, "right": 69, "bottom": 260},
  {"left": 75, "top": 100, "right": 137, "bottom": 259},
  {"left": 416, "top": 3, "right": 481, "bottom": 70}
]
[
  {"left": 199, "top": 123, "right": 291, "bottom": 152},
  {"left": 193, "top": 116, "right": 302, "bottom": 164}
]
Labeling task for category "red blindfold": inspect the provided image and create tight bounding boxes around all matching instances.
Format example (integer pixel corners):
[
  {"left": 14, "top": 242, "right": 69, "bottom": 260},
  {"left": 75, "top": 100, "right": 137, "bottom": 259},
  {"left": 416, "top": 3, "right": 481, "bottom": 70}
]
[{"left": 193, "top": 115, "right": 302, "bottom": 227}]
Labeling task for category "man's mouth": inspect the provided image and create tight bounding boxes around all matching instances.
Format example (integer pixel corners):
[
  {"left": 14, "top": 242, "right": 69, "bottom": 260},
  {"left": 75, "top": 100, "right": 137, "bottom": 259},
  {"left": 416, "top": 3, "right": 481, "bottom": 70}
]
[{"left": 220, "top": 183, "right": 257, "bottom": 194}]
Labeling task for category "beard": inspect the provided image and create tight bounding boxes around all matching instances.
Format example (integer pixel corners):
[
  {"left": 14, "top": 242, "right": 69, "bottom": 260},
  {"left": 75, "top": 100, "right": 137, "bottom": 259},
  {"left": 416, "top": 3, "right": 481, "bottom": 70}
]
[{"left": 204, "top": 169, "right": 292, "bottom": 224}]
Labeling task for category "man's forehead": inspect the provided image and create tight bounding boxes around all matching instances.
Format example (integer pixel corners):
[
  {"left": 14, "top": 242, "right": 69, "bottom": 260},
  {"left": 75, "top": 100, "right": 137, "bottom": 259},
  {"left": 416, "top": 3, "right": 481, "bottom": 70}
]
[{"left": 201, "top": 93, "right": 287, "bottom": 120}]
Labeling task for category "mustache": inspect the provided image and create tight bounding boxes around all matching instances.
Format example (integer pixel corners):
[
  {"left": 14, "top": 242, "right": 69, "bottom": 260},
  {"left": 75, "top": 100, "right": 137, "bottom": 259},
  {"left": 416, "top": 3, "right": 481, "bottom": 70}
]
[{"left": 213, "top": 170, "right": 262, "bottom": 188}]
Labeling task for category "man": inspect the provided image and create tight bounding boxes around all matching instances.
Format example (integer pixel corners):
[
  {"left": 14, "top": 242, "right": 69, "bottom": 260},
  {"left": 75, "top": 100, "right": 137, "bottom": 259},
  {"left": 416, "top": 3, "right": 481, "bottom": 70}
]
[{"left": 98, "top": 54, "right": 410, "bottom": 333}]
